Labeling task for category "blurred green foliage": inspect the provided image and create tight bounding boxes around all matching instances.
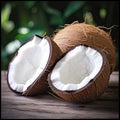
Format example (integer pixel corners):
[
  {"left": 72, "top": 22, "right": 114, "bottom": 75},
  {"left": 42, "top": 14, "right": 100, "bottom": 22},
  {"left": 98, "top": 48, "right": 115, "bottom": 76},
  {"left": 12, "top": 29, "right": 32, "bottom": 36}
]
[{"left": 1, "top": 1, "right": 119, "bottom": 70}]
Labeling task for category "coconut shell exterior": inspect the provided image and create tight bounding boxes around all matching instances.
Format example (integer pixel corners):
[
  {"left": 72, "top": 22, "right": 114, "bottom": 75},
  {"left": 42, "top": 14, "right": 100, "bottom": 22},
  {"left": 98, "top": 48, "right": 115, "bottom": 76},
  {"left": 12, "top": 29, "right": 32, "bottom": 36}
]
[
  {"left": 52, "top": 22, "right": 116, "bottom": 72},
  {"left": 7, "top": 35, "right": 62, "bottom": 96},
  {"left": 48, "top": 46, "right": 110, "bottom": 103}
]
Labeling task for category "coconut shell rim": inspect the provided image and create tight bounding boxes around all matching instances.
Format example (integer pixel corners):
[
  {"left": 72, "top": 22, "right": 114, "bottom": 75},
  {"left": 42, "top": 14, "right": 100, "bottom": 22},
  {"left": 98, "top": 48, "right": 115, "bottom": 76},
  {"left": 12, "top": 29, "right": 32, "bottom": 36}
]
[
  {"left": 7, "top": 35, "right": 53, "bottom": 95},
  {"left": 22, "top": 35, "right": 54, "bottom": 95},
  {"left": 48, "top": 44, "right": 110, "bottom": 95},
  {"left": 7, "top": 35, "right": 38, "bottom": 94}
]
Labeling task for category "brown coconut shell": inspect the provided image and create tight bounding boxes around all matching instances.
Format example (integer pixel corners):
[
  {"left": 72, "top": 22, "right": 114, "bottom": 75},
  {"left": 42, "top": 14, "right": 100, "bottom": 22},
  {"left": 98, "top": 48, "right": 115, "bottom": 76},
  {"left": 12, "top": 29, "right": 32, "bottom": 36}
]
[
  {"left": 52, "top": 22, "right": 116, "bottom": 72},
  {"left": 48, "top": 45, "right": 110, "bottom": 103},
  {"left": 7, "top": 35, "right": 62, "bottom": 96}
]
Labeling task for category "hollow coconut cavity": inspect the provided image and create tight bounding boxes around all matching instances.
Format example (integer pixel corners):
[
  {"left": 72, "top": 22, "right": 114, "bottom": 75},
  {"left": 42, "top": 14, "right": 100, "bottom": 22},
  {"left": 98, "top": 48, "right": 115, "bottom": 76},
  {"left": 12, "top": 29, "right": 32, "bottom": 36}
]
[
  {"left": 7, "top": 35, "right": 62, "bottom": 96},
  {"left": 52, "top": 22, "right": 116, "bottom": 72},
  {"left": 48, "top": 45, "right": 110, "bottom": 103}
]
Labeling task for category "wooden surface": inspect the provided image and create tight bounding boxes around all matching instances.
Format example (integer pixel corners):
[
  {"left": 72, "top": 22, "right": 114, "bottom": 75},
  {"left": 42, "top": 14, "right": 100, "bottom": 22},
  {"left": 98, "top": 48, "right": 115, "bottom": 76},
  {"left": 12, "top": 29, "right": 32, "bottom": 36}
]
[{"left": 1, "top": 71, "right": 119, "bottom": 119}]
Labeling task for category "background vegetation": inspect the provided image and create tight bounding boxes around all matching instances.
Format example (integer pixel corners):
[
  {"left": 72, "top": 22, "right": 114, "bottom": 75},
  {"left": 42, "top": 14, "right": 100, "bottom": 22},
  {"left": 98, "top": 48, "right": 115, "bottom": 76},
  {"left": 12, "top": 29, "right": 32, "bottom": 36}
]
[{"left": 1, "top": 1, "right": 119, "bottom": 70}]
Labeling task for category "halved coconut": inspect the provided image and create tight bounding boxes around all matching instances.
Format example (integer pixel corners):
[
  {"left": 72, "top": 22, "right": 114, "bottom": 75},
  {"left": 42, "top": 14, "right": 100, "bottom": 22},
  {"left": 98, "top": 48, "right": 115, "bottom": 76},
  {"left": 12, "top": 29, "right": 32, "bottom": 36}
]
[
  {"left": 7, "top": 35, "right": 62, "bottom": 96},
  {"left": 48, "top": 45, "right": 110, "bottom": 103},
  {"left": 52, "top": 22, "right": 116, "bottom": 72}
]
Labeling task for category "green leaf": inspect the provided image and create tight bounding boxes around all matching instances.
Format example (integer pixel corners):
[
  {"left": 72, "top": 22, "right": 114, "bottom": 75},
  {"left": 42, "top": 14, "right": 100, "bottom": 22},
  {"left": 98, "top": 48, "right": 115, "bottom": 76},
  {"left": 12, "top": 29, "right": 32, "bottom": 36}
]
[
  {"left": 43, "top": 2, "right": 61, "bottom": 17},
  {"left": 50, "top": 15, "right": 64, "bottom": 26},
  {"left": 24, "top": 1, "right": 36, "bottom": 8},
  {"left": 42, "top": 2, "right": 64, "bottom": 26},
  {"left": 1, "top": 3, "right": 11, "bottom": 27},
  {"left": 64, "top": 1, "right": 86, "bottom": 19}
]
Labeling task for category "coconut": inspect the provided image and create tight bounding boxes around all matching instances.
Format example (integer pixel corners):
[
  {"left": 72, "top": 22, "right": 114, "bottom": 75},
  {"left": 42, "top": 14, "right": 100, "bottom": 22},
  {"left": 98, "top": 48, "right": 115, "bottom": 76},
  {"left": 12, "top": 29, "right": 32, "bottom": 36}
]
[
  {"left": 7, "top": 35, "right": 62, "bottom": 96},
  {"left": 48, "top": 45, "right": 110, "bottom": 103},
  {"left": 52, "top": 22, "right": 116, "bottom": 72}
]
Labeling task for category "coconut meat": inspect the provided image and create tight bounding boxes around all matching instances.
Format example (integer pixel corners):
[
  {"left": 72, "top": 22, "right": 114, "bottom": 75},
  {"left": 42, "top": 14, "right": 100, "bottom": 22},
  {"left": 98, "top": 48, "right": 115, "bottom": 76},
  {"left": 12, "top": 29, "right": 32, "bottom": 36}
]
[
  {"left": 51, "top": 45, "right": 103, "bottom": 91},
  {"left": 8, "top": 35, "right": 50, "bottom": 92}
]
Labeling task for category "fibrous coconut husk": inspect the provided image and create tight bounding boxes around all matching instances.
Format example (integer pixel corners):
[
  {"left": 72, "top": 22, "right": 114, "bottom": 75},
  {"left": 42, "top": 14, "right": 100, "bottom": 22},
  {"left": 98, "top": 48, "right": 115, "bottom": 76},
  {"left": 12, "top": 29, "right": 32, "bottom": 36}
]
[{"left": 52, "top": 22, "right": 116, "bottom": 72}]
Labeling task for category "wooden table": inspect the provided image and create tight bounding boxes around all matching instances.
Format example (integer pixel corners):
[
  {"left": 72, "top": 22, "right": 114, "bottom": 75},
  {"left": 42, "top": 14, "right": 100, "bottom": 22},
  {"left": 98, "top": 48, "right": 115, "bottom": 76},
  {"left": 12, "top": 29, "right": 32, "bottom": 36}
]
[{"left": 1, "top": 71, "right": 119, "bottom": 119}]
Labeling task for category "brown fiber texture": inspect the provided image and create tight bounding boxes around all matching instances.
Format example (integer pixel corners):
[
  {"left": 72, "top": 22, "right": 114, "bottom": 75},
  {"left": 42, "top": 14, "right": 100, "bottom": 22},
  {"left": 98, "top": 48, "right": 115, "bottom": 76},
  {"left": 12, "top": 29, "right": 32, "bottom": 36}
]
[{"left": 53, "top": 22, "right": 116, "bottom": 72}]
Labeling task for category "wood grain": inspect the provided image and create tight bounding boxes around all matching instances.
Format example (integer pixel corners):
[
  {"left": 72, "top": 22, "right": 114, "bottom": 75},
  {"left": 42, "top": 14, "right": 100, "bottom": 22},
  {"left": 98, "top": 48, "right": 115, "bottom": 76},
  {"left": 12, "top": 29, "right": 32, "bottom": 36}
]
[{"left": 1, "top": 71, "right": 119, "bottom": 119}]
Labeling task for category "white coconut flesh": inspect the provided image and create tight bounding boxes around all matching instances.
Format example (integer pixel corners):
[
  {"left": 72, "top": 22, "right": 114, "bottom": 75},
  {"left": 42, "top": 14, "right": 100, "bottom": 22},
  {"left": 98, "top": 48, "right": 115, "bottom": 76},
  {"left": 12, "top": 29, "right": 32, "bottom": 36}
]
[
  {"left": 51, "top": 45, "right": 103, "bottom": 91},
  {"left": 8, "top": 35, "right": 50, "bottom": 92}
]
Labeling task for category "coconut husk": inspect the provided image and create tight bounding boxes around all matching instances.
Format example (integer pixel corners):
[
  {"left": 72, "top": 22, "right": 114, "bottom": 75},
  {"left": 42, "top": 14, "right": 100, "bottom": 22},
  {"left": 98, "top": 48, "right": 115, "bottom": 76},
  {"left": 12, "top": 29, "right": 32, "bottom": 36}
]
[{"left": 52, "top": 22, "right": 116, "bottom": 72}]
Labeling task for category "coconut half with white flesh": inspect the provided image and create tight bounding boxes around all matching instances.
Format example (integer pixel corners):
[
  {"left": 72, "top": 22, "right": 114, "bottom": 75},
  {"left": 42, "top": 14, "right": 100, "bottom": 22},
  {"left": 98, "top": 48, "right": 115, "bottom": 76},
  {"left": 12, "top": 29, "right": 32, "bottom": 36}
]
[
  {"left": 48, "top": 45, "right": 110, "bottom": 103},
  {"left": 7, "top": 35, "right": 62, "bottom": 96}
]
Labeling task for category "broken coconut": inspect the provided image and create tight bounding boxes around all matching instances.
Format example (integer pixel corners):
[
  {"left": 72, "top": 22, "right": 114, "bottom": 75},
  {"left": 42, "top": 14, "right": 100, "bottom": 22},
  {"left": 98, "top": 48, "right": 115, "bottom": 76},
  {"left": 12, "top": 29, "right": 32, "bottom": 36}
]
[
  {"left": 52, "top": 22, "right": 116, "bottom": 72},
  {"left": 7, "top": 35, "right": 62, "bottom": 96},
  {"left": 48, "top": 45, "right": 110, "bottom": 103}
]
